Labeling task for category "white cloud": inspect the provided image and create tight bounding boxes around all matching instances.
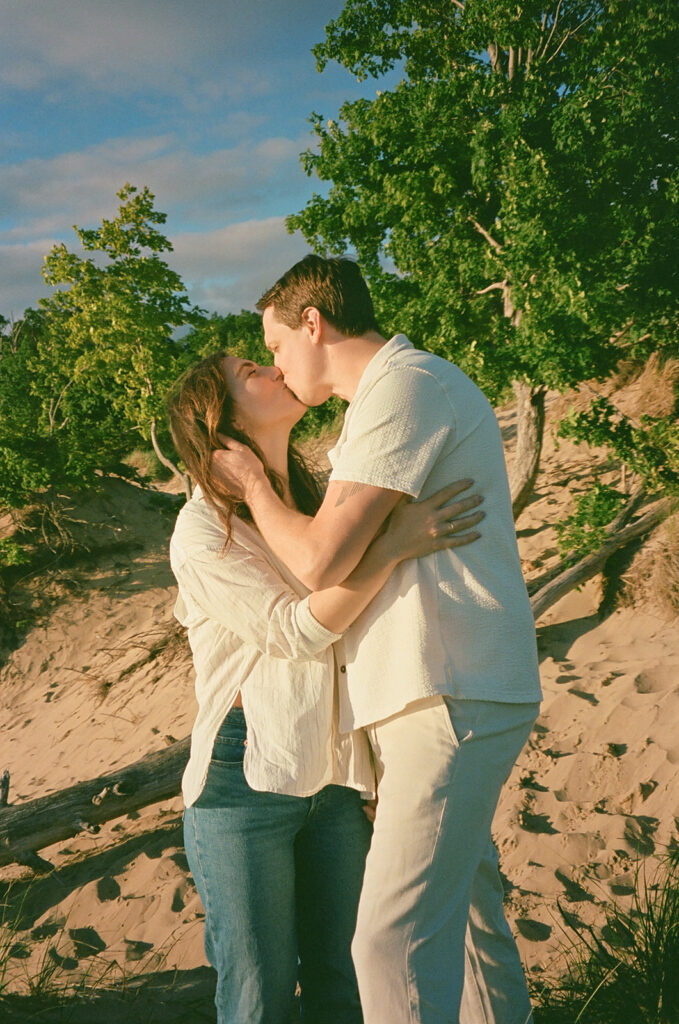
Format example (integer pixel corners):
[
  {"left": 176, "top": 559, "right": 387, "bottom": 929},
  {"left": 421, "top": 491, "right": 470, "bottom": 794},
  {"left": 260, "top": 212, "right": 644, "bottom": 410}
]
[
  {"left": 0, "top": 218, "right": 311, "bottom": 320},
  {"left": 0, "top": 240, "right": 56, "bottom": 319},
  {"left": 170, "top": 217, "right": 310, "bottom": 314},
  {"left": 0, "top": 132, "right": 312, "bottom": 244},
  {"left": 0, "top": 0, "right": 333, "bottom": 98}
]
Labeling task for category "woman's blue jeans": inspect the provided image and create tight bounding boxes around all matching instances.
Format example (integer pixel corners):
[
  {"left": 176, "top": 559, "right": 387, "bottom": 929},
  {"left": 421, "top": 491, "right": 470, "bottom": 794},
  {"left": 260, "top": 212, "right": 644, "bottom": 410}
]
[{"left": 183, "top": 708, "right": 372, "bottom": 1024}]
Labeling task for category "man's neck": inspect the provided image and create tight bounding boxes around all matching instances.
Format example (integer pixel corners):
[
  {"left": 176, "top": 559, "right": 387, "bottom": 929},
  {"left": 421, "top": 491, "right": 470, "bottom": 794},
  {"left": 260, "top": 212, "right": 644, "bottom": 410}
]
[{"left": 328, "top": 331, "right": 388, "bottom": 402}]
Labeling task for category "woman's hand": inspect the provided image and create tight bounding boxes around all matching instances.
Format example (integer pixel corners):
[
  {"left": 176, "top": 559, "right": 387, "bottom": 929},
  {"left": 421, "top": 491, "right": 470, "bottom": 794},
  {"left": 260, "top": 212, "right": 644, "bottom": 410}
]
[
  {"left": 382, "top": 480, "right": 484, "bottom": 563},
  {"left": 211, "top": 437, "right": 267, "bottom": 501}
]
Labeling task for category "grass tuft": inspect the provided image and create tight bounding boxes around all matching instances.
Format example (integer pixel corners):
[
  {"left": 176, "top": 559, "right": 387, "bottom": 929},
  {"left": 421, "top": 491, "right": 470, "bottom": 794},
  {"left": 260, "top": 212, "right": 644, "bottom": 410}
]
[{"left": 534, "top": 851, "right": 679, "bottom": 1023}]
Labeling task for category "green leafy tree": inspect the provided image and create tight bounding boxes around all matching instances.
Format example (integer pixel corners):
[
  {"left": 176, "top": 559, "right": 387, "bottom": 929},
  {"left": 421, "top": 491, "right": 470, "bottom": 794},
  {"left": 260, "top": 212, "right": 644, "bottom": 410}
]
[
  {"left": 0, "top": 185, "right": 204, "bottom": 509},
  {"left": 289, "top": 0, "right": 679, "bottom": 515}
]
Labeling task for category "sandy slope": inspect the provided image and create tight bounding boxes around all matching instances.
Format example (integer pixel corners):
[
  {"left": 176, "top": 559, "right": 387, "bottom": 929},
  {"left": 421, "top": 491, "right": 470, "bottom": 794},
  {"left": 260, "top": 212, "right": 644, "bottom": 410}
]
[{"left": 0, "top": 403, "right": 677, "bottom": 1016}]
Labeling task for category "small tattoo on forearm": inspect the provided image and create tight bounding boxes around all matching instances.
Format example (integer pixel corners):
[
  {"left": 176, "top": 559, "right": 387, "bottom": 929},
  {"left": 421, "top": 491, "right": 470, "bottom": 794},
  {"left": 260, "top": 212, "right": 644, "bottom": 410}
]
[{"left": 335, "top": 482, "right": 367, "bottom": 507}]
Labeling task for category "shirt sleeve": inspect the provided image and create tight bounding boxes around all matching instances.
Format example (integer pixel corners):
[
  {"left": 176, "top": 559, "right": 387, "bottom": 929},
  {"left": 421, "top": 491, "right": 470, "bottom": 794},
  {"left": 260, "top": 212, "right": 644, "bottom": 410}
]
[
  {"left": 330, "top": 366, "right": 454, "bottom": 497},
  {"left": 171, "top": 539, "right": 342, "bottom": 662}
]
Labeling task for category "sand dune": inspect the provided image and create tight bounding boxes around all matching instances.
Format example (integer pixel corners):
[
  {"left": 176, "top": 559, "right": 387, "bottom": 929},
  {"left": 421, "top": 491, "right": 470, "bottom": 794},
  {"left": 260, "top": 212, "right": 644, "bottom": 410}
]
[{"left": 1, "top": 398, "right": 676, "bottom": 1014}]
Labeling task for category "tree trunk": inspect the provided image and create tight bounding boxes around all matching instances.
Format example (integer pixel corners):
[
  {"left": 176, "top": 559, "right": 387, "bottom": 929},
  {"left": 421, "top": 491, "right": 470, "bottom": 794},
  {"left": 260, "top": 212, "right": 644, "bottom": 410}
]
[
  {"left": 0, "top": 737, "right": 190, "bottom": 868},
  {"left": 150, "top": 419, "right": 192, "bottom": 502},
  {"left": 509, "top": 382, "right": 546, "bottom": 520},
  {"left": 530, "top": 498, "right": 670, "bottom": 621}
]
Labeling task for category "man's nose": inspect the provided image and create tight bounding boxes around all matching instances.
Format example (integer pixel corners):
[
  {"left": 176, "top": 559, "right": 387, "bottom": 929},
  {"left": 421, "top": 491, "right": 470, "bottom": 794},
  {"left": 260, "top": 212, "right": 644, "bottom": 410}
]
[{"left": 270, "top": 364, "right": 284, "bottom": 380}]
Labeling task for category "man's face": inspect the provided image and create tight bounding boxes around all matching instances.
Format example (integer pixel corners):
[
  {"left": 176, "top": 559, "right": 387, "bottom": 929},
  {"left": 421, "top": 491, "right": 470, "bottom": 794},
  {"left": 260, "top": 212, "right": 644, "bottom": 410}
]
[{"left": 262, "top": 305, "right": 330, "bottom": 407}]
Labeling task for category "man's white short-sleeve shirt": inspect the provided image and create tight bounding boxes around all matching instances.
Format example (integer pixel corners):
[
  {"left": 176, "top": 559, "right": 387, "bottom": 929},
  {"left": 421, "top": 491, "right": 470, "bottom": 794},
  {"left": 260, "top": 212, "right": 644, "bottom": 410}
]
[{"left": 328, "top": 334, "right": 542, "bottom": 731}]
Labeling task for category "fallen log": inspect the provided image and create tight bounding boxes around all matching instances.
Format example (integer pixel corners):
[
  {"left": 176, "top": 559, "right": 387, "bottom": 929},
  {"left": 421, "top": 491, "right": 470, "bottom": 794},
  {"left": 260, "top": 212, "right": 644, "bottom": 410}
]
[
  {"left": 530, "top": 498, "right": 671, "bottom": 621},
  {"left": 0, "top": 737, "right": 189, "bottom": 869}
]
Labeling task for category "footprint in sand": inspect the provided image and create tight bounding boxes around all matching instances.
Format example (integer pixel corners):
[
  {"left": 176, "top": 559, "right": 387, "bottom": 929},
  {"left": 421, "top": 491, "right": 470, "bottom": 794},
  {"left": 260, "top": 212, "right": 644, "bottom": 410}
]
[
  {"left": 623, "top": 815, "right": 659, "bottom": 856},
  {"left": 519, "top": 809, "right": 558, "bottom": 834},
  {"left": 519, "top": 771, "right": 549, "bottom": 792},
  {"left": 97, "top": 875, "right": 121, "bottom": 902},
  {"left": 634, "top": 666, "right": 676, "bottom": 694},
  {"left": 555, "top": 869, "right": 593, "bottom": 903},
  {"left": 568, "top": 687, "right": 599, "bottom": 705},
  {"left": 124, "top": 938, "right": 154, "bottom": 962},
  {"left": 515, "top": 918, "right": 552, "bottom": 942},
  {"left": 69, "top": 926, "right": 107, "bottom": 958}
]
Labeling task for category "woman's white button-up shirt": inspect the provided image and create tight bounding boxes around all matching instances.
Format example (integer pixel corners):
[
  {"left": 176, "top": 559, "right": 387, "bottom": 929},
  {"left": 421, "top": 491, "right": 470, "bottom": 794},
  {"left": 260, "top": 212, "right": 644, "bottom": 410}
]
[{"left": 169, "top": 486, "right": 375, "bottom": 807}]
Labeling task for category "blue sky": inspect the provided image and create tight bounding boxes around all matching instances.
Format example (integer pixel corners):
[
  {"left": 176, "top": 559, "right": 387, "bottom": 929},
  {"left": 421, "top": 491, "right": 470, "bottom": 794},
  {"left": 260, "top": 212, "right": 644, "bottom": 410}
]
[{"left": 1, "top": 0, "right": 397, "bottom": 319}]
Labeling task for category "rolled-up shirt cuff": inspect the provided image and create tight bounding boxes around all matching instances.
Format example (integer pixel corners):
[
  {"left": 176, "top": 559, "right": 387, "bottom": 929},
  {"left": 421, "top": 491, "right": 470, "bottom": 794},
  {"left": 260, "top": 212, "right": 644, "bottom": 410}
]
[{"left": 296, "top": 595, "right": 343, "bottom": 651}]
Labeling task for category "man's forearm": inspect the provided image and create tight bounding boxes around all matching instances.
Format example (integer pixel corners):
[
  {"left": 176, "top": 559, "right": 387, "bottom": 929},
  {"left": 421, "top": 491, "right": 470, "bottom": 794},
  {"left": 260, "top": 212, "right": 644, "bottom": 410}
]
[
  {"left": 244, "top": 477, "right": 349, "bottom": 589},
  {"left": 245, "top": 475, "right": 393, "bottom": 590}
]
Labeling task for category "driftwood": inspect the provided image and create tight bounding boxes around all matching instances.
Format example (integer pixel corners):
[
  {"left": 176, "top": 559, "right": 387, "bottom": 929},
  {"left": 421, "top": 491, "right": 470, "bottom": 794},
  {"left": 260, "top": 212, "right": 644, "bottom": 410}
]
[
  {"left": 530, "top": 497, "right": 671, "bottom": 621},
  {"left": 0, "top": 737, "right": 189, "bottom": 869}
]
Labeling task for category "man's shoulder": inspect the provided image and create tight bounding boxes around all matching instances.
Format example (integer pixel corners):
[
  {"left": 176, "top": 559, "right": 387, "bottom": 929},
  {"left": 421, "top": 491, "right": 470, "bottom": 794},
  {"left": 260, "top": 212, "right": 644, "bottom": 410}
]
[{"left": 386, "top": 342, "right": 461, "bottom": 379}]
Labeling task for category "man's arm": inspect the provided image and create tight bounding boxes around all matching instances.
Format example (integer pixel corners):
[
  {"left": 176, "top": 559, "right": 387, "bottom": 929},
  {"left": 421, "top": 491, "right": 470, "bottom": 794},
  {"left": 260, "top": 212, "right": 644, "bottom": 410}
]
[
  {"left": 212, "top": 365, "right": 456, "bottom": 588},
  {"left": 245, "top": 469, "right": 403, "bottom": 591}
]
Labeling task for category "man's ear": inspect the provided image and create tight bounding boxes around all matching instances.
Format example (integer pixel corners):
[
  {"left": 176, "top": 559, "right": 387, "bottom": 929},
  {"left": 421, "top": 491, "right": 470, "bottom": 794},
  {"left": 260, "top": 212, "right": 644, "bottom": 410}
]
[{"left": 301, "top": 306, "right": 323, "bottom": 344}]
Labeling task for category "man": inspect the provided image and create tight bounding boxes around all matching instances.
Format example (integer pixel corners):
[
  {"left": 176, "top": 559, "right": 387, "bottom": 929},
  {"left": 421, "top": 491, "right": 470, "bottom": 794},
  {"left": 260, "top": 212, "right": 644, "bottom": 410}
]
[{"left": 213, "top": 255, "right": 541, "bottom": 1024}]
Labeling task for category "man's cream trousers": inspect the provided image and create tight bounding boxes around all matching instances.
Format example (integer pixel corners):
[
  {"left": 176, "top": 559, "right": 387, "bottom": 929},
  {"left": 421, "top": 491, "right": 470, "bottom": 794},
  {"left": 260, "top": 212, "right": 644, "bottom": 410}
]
[{"left": 352, "top": 695, "right": 538, "bottom": 1024}]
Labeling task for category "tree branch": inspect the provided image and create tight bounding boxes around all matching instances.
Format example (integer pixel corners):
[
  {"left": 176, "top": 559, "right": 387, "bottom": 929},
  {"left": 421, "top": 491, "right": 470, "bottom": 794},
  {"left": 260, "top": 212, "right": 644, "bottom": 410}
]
[
  {"left": 530, "top": 496, "right": 670, "bottom": 621},
  {"left": 488, "top": 43, "right": 500, "bottom": 73},
  {"left": 476, "top": 280, "right": 507, "bottom": 295},
  {"left": 540, "top": 0, "right": 564, "bottom": 58},
  {"left": 150, "top": 419, "right": 192, "bottom": 501},
  {"left": 468, "top": 216, "right": 503, "bottom": 252}
]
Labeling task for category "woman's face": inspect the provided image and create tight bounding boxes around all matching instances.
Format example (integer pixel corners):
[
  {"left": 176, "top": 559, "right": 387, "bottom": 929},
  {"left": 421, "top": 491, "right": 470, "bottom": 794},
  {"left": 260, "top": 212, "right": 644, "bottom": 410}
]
[{"left": 221, "top": 355, "right": 306, "bottom": 437}]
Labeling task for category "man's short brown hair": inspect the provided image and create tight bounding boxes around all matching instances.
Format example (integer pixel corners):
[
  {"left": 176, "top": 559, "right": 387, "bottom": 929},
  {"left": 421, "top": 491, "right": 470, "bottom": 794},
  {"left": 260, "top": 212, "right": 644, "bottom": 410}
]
[{"left": 256, "top": 254, "right": 380, "bottom": 337}]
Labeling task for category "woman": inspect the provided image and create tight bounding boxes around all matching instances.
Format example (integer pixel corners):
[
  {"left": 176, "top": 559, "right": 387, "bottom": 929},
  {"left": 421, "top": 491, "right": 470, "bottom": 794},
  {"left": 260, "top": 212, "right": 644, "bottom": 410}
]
[{"left": 166, "top": 351, "right": 483, "bottom": 1024}]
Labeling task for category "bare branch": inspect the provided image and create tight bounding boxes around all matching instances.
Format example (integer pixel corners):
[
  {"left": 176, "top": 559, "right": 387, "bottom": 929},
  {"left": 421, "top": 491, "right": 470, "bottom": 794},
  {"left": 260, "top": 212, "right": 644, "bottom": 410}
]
[
  {"left": 150, "top": 419, "right": 192, "bottom": 501},
  {"left": 488, "top": 42, "right": 500, "bottom": 73},
  {"left": 48, "top": 379, "right": 75, "bottom": 436},
  {"left": 476, "top": 280, "right": 507, "bottom": 295},
  {"left": 468, "top": 216, "right": 503, "bottom": 252},
  {"left": 546, "top": 10, "right": 598, "bottom": 65},
  {"left": 540, "top": 0, "right": 564, "bottom": 58},
  {"left": 525, "top": 47, "right": 534, "bottom": 78},
  {"left": 508, "top": 45, "right": 516, "bottom": 81}
]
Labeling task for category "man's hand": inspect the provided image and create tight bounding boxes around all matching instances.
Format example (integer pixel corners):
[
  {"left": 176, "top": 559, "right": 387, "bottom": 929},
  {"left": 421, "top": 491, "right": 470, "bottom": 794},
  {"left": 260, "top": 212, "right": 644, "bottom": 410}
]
[{"left": 212, "top": 437, "right": 267, "bottom": 500}]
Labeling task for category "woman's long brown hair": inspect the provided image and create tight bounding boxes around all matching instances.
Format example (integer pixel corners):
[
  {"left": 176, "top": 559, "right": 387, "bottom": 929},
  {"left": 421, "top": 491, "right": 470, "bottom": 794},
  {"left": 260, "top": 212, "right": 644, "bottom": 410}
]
[{"left": 166, "top": 351, "right": 322, "bottom": 542}]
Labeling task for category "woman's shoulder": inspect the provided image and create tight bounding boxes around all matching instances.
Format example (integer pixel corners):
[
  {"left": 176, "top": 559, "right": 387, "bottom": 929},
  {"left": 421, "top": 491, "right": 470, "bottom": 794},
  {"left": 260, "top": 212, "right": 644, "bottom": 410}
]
[{"left": 171, "top": 488, "right": 261, "bottom": 558}]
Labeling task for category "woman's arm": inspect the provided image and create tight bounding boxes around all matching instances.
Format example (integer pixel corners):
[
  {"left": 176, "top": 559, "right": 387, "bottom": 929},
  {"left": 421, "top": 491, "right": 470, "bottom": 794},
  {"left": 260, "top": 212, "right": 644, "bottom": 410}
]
[{"left": 308, "top": 480, "right": 483, "bottom": 635}]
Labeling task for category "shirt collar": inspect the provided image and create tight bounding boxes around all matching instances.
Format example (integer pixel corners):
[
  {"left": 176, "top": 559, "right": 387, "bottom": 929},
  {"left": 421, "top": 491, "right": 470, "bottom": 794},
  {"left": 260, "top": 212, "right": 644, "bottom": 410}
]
[{"left": 351, "top": 334, "right": 413, "bottom": 404}]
